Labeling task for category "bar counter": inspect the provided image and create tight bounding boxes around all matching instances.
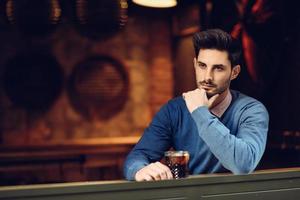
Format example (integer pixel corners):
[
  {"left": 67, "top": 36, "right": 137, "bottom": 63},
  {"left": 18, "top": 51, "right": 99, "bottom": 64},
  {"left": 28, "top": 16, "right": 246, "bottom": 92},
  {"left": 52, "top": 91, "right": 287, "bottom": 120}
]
[{"left": 0, "top": 168, "right": 299, "bottom": 200}]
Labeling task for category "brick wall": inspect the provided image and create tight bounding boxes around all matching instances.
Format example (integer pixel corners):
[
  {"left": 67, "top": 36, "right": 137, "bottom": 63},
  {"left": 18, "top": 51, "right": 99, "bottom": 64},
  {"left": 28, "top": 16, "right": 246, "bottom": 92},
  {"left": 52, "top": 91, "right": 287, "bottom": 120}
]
[{"left": 0, "top": 10, "right": 174, "bottom": 145}]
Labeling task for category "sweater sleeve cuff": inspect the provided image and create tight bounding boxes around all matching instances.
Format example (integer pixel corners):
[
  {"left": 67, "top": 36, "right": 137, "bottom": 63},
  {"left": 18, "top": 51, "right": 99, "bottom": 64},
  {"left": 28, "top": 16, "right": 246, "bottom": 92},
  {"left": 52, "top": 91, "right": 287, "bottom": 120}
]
[
  {"left": 191, "top": 106, "right": 227, "bottom": 137},
  {"left": 124, "top": 161, "right": 148, "bottom": 181},
  {"left": 191, "top": 106, "right": 214, "bottom": 122}
]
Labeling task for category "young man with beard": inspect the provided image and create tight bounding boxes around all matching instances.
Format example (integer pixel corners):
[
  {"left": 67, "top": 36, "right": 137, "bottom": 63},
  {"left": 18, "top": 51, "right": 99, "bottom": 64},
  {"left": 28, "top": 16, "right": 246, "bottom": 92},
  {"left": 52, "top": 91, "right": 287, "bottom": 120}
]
[{"left": 124, "top": 29, "right": 269, "bottom": 181}]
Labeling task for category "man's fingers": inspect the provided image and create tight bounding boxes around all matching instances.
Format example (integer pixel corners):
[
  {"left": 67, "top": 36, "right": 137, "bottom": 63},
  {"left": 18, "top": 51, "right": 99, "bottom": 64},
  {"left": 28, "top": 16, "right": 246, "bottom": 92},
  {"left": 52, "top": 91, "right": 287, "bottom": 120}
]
[
  {"left": 135, "top": 162, "right": 173, "bottom": 181},
  {"left": 135, "top": 166, "right": 155, "bottom": 181},
  {"left": 148, "top": 166, "right": 162, "bottom": 180},
  {"left": 136, "top": 171, "right": 153, "bottom": 182},
  {"left": 153, "top": 162, "right": 173, "bottom": 180},
  {"left": 208, "top": 93, "right": 219, "bottom": 108},
  {"left": 183, "top": 88, "right": 210, "bottom": 112},
  {"left": 144, "top": 174, "right": 154, "bottom": 181},
  {"left": 149, "top": 162, "right": 169, "bottom": 180},
  {"left": 138, "top": 174, "right": 153, "bottom": 182},
  {"left": 154, "top": 162, "right": 173, "bottom": 179}
]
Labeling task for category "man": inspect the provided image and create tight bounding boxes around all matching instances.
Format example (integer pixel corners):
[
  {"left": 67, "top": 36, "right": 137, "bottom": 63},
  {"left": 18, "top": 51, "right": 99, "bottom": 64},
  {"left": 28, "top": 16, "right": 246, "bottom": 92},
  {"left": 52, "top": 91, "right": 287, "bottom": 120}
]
[{"left": 124, "top": 29, "right": 269, "bottom": 181}]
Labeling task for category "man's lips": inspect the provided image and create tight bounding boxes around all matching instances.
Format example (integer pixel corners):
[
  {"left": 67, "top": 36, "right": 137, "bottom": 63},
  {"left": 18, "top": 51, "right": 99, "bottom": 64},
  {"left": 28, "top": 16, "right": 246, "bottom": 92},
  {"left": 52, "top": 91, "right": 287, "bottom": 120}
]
[{"left": 200, "top": 83, "right": 215, "bottom": 89}]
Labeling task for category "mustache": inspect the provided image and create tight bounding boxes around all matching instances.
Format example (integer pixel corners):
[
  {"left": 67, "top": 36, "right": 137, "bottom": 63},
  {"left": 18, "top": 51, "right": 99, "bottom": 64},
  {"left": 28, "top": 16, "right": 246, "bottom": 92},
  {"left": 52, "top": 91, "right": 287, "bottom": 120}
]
[{"left": 198, "top": 81, "right": 217, "bottom": 87}]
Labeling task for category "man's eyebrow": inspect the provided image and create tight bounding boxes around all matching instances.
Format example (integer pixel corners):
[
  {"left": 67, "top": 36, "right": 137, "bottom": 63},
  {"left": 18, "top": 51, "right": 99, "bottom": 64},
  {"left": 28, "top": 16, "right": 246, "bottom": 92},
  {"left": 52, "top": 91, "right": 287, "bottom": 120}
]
[
  {"left": 212, "top": 64, "right": 226, "bottom": 68},
  {"left": 197, "top": 61, "right": 206, "bottom": 65},
  {"left": 197, "top": 61, "right": 226, "bottom": 68}
]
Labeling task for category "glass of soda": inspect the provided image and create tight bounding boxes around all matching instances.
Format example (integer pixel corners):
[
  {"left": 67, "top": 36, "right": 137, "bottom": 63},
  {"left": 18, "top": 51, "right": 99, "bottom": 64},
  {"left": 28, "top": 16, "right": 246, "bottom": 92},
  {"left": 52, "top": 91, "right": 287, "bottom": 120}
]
[{"left": 164, "top": 151, "right": 189, "bottom": 179}]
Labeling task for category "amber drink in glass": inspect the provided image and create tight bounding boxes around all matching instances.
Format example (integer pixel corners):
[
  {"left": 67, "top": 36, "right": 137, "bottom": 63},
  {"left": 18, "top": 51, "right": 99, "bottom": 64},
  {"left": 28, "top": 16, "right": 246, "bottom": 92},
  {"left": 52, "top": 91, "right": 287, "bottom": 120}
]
[{"left": 164, "top": 151, "right": 189, "bottom": 179}]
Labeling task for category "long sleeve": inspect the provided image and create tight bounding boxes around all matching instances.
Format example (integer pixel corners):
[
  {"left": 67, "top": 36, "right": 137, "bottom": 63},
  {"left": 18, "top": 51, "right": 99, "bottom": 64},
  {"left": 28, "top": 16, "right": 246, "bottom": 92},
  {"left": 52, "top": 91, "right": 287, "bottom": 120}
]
[
  {"left": 123, "top": 104, "right": 173, "bottom": 180},
  {"left": 191, "top": 102, "right": 269, "bottom": 174}
]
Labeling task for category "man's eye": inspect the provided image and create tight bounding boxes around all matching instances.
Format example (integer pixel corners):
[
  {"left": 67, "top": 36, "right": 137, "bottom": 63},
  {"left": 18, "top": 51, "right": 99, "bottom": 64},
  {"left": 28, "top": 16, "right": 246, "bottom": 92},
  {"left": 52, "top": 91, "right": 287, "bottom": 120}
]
[
  {"left": 215, "top": 66, "right": 224, "bottom": 71},
  {"left": 198, "top": 63, "right": 206, "bottom": 68}
]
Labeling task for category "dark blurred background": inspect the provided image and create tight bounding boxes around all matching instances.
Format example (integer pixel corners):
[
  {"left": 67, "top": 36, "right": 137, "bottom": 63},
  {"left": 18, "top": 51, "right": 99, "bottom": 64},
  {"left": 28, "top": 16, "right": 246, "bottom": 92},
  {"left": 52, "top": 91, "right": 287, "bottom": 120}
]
[{"left": 0, "top": 0, "right": 299, "bottom": 185}]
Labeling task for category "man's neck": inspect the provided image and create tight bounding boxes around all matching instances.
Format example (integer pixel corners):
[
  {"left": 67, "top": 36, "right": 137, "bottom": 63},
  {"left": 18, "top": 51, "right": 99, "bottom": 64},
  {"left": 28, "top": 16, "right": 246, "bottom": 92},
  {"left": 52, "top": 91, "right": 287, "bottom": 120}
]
[
  {"left": 210, "top": 89, "right": 232, "bottom": 117},
  {"left": 210, "top": 89, "right": 229, "bottom": 109}
]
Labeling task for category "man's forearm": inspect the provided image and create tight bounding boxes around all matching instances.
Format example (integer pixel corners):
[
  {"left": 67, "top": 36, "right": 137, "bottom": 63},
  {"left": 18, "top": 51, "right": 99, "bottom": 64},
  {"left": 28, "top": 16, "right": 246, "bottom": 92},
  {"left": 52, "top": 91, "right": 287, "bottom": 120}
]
[{"left": 191, "top": 106, "right": 267, "bottom": 174}]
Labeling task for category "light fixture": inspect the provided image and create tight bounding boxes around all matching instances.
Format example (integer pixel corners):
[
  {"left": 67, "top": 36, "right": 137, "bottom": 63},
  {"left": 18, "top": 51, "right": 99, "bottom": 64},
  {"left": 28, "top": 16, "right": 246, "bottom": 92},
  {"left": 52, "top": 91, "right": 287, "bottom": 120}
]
[{"left": 132, "top": 0, "right": 177, "bottom": 8}]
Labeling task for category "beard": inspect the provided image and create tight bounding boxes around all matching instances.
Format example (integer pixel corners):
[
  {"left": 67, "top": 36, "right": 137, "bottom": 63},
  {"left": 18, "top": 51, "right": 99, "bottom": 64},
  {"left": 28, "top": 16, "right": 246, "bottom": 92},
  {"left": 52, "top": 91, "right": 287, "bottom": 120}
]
[{"left": 197, "top": 78, "right": 231, "bottom": 99}]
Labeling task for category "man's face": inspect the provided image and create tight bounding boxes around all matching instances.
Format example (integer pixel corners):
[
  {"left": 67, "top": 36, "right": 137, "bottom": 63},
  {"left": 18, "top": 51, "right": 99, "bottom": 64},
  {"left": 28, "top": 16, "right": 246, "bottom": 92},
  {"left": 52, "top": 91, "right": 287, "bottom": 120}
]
[{"left": 194, "top": 49, "right": 240, "bottom": 98}]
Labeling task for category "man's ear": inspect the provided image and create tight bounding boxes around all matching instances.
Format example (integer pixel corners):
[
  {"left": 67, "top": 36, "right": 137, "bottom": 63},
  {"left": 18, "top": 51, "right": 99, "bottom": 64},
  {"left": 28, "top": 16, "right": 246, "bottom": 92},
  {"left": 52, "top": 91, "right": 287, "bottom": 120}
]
[
  {"left": 193, "top": 58, "right": 198, "bottom": 71},
  {"left": 230, "top": 65, "right": 241, "bottom": 80},
  {"left": 193, "top": 57, "right": 197, "bottom": 66}
]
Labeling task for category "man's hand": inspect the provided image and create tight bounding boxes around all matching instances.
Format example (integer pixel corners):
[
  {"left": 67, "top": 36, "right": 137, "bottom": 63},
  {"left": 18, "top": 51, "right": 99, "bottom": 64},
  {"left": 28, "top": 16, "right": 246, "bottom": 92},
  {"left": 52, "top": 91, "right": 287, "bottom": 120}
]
[
  {"left": 182, "top": 88, "right": 219, "bottom": 113},
  {"left": 135, "top": 162, "right": 173, "bottom": 181}
]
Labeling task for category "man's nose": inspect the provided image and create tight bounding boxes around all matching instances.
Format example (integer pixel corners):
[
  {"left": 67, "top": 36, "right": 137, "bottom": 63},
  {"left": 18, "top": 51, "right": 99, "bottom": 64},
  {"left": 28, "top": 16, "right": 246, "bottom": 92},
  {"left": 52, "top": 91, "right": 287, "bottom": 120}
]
[{"left": 204, "top": 69, "right": 213, "bottom": 81}]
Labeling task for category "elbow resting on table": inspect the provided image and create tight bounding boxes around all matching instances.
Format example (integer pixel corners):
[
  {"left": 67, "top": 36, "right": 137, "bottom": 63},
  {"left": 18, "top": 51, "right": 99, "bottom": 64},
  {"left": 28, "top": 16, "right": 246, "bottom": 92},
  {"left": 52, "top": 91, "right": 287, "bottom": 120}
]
[
  {"left": 231, "top": 159, "right": 257, "bottom": 175},
  {"left": 232, "top": 166, "right": 254, "bottom": 175}
]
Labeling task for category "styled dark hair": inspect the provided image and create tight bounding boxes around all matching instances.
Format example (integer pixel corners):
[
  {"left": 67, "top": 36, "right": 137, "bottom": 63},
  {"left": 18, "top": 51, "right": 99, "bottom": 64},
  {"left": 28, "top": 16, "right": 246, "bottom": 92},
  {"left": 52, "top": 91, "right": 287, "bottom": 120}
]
[{"left": 193, "top": 29, "right": 241, "bottom": 67}]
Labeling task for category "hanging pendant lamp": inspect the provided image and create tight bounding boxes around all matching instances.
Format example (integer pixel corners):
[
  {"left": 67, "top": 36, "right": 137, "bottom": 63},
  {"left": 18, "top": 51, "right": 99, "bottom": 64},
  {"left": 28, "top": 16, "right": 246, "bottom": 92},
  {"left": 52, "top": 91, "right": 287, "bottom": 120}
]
[{"left": 132, "top": 0, "right": 177, "bottom": 8}]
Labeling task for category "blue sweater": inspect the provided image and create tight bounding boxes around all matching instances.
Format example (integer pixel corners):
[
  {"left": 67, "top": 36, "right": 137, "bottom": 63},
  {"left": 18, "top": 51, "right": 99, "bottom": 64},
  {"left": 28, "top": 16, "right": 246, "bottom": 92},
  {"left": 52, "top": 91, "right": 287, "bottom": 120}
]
[{"left": 124, "top": 90, "right": 269, "bottom": 180}]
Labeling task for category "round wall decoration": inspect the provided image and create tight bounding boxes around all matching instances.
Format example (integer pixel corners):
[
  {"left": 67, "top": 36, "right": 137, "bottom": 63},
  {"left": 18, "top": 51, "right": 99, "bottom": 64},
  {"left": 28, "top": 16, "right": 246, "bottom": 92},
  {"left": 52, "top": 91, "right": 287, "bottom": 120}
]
[
  {"left": 5, "top": 0, "right": 62, "bottom": 36},
  {"left": 68, "top": 55, "right": 129, "bottom": 120},
  {"left": 74, "top": 0, "right": 128, "bottom": 39},
  {"left": 3, "top": 52, "right": 64, "bottom": 112}
]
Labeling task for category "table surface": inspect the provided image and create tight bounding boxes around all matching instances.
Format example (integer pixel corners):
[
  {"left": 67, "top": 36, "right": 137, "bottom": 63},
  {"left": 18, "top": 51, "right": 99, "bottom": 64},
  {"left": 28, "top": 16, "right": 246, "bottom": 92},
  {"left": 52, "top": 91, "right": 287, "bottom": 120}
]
[{"left": 0, "top": 167, "right": 299, "bottom": 200}]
